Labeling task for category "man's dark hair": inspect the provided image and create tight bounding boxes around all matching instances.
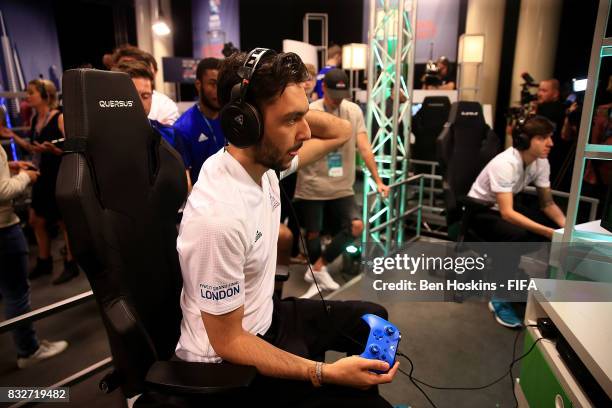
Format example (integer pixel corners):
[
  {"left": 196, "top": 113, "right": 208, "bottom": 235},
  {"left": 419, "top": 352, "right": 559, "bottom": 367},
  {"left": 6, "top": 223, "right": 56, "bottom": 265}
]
[
  {"left": 196, "top": 58, "right": 221, "bottom": 82},
  {"left": 524, "top": 115, "right": 555, "bottom": 138},
  {"left": 217, "top": 51, "right": 308, "bottom": 109},
  {"left": 112, "top": 60, "right": 155, "bottom": 83}
]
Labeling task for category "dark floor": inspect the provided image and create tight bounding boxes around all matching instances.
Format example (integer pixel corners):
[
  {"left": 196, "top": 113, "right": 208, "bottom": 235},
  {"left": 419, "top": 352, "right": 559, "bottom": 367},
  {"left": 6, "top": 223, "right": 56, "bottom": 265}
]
[{"left": 0, "top": 237, "right": 525, "bottom": 408}]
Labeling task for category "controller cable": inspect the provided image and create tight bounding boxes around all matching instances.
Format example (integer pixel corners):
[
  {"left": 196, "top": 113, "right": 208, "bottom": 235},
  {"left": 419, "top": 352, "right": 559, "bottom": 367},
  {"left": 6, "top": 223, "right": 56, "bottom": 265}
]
[
  {"left": 280, "top": 184, "right": 542, "bottom": 408},
  {"left": 280, "top": 184, "right": 439, "bottom": 405}
]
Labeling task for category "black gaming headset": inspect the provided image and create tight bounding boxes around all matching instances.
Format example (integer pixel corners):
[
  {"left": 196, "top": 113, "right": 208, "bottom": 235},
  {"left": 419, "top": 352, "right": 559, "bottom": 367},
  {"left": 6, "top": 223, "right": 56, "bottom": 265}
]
[
  {"left": 34, "top": 79, "right": 49, "bottom": 102},
  {"left": 219, "top": 47, "right": 276, "bottom": 148},
  {"left": 512, "top": 116, "right": 530, "bottom": 151}
]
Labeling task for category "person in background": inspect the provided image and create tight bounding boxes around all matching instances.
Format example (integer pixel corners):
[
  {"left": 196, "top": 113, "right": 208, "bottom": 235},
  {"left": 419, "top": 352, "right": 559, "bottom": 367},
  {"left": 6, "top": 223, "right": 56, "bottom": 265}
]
[
  {"left": 173, "top": 58, "right": 226, "bottom": 183},
  {"left": 0, "top": 79, "right": 78, "bottom": 285},
  {"left": 0, "top": 144, "right": 69, "bottom": 368},
  {"left": 303, "top": 63, "right": 319, "bottom": 102},
  {"left": 436, "top": 56, "right": 456, "bottom": 90},
  {"left": 467, "top": 116, "right": 565, "bottom": 328},
  {"left": 295, "top": 69, "right": 389, "bottom": 299},
  {"left": 112, "top": 60, "right": 192, "bottom": 190},
  {"left": 314, "top": 44, "right": 342, "bottom": 99},
  {"left": 536, "top": 78, "right": 575, "bottom": 191},
  {"left": 111, "top": 45, "right": 180, "bottom": 125}
]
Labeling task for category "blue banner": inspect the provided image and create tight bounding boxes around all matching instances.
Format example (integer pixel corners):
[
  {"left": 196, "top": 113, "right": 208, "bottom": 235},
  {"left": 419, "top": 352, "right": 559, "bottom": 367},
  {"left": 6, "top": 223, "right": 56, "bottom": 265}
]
[{"left": 192, "top": 0, "right": 240, "bottom": 59}]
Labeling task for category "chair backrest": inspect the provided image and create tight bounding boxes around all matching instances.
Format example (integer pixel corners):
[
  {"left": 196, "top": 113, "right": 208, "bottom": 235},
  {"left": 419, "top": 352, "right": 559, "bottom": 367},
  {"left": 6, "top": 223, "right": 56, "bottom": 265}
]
[
  {"left": 411, "top": 96, "right": 451, "bottom": 161},
  {"left": 436, "top": 101, "right": 500, "bottom": 225},
  {"left": 56, "top": 69, "right": 187, "bottom": 397}
]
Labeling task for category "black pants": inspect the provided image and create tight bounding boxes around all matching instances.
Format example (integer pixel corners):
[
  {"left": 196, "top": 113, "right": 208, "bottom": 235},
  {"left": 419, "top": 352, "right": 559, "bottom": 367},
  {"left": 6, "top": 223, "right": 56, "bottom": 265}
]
[
  {"left": 471, "top": 203, "right": 556, "bottom": 298},
  {"left": 250, "top": 297, "right": 392, "bottom": 407},
  {"left": 471, "top": 202, "right": 557, "bottom": 243},
  {"left": 171, "top": 298, "right": 393, "bottom": 408},
  {"left": 296, "top": 196, "right": 360, "bottom": 264}
]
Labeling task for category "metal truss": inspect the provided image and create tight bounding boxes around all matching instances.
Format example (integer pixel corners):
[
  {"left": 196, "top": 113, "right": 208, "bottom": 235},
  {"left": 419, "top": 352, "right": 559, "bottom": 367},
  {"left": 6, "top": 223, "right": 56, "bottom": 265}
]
[{"left": 363, "top": 0, "right": 421, "bottom": 258}]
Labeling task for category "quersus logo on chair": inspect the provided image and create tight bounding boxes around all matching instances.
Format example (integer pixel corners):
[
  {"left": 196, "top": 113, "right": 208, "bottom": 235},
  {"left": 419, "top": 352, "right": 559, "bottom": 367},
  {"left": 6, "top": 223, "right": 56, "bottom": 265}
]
[{"left": 98, "top": 100, "right": 134, "bottom": 108}]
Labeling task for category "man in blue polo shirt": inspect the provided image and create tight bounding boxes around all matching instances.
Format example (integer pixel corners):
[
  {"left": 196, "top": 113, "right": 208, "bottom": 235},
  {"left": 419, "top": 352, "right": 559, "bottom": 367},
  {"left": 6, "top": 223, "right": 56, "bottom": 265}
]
[
  {"left": 313, "top": 45, "right": 342, "bottom": 99},
  {"left": 174, "top": 58, "right": 226, "bottom": 183}
]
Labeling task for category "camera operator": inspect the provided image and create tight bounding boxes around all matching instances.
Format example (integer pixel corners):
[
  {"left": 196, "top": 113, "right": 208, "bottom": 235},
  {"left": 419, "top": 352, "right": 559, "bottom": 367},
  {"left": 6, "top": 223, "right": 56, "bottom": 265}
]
[
  {"left": 436, "top": 56, "right": 456, "bottom": 90},
  {"left": 535, "top": 79, "right": 576, "bottom": 191},
  {"left": 420, "top": 57, "right": 455, "bottom": 90}
]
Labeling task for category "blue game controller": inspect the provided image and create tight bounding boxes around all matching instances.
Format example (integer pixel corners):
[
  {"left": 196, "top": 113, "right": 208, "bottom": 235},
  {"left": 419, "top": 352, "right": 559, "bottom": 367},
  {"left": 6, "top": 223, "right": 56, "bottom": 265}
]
[{"left": 359, "top": 314, "right": 401, "bottom": 373}]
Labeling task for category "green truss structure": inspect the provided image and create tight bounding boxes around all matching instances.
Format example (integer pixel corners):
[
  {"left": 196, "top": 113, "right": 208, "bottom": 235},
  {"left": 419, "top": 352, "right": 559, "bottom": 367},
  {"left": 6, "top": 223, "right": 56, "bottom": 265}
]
[{"left": 362, "top": 0, "right": 423, "bottom": 258}]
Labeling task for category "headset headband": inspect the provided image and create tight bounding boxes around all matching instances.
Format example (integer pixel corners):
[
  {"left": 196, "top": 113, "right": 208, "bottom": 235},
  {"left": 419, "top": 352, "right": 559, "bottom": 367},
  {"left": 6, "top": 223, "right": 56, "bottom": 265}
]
[{"left": 236, "top": 48, "right": 273, "bottom": 102}]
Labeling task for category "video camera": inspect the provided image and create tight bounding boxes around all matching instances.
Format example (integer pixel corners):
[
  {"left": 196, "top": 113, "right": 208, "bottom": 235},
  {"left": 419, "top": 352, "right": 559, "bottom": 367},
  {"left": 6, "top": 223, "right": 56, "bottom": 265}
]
[
  {"left": 507, "top": 72, "right": 538, "bottom": 123},
  {"left": 422, "top": 60, "right": 442, "bottom": 87},
  {"left": 519, "top": 72, "right": 539, "bottom": 105}
]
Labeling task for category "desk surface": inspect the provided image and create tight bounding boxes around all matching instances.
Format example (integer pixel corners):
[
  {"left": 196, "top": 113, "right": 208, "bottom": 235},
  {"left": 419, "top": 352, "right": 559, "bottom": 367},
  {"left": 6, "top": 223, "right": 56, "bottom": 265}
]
[
  {"left": 532, "top": 279, "right": 612, "bottom": 399},
  {"left": 553, "top": 220, "right": 612, "bottom": 242}
]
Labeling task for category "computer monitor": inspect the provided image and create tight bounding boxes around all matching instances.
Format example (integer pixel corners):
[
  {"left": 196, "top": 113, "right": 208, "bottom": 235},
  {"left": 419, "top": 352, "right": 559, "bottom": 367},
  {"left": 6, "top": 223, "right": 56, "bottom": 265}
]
[{"left": 601, "top": 184, "right": 612, "bottom": 233}]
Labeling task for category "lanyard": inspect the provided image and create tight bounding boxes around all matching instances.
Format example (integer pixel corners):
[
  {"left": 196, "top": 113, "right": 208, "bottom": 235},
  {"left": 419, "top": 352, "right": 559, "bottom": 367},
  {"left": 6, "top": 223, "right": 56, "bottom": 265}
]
[{"left": 197, "top": 105, "right": 218, "bottom": 145}]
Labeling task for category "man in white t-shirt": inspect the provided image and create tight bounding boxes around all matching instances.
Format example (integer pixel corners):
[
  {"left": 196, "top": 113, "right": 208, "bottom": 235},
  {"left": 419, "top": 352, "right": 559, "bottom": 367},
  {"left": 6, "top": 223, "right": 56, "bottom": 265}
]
[
  {"left": 468, "top": 115, "right": 566, "bottom": 328},
  {"left": 176, "top": 50, "right": 398, "bottom": 407}
]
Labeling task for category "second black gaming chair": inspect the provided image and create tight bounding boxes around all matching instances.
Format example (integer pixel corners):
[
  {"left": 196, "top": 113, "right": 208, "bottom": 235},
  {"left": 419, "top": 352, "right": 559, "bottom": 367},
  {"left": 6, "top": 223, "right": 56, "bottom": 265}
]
[
  {"left": 56, "top": 69, "right": 256, "bottom": 406},
  {"left": 411, "top": 96, "right": 451, "bottom": 162},
  {"left": 436, "top": 101, "right": 500, "bottom": 242}
]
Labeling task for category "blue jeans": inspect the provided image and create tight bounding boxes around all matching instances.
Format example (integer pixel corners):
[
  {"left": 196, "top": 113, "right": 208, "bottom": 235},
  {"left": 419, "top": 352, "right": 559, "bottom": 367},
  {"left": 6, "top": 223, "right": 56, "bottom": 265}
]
[{"left": 0, "top": 224, "right": 39, "bottom": 357}]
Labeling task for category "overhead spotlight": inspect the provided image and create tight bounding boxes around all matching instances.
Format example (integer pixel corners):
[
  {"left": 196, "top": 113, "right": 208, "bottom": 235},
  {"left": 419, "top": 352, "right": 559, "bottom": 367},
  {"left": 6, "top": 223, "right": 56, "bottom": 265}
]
[
  {"left": 152, "top": 0, "right": 171, "bottom": 36},
  {"left": 152, "top": 20, "right": 171, "bottom": 36}
]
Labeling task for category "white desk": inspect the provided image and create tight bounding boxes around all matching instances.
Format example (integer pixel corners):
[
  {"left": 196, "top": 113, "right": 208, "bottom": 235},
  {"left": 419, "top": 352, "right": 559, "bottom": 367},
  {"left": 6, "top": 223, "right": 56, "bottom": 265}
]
[{"left": 519, "top": 279, "right": 612, "bottom": 407}]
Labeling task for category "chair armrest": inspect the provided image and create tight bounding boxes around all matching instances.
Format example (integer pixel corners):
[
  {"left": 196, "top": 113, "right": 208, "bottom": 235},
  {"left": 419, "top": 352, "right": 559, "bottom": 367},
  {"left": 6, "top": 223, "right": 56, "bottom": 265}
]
[{"left": 145, "top": 360, "right": 257, "bottom": 395}]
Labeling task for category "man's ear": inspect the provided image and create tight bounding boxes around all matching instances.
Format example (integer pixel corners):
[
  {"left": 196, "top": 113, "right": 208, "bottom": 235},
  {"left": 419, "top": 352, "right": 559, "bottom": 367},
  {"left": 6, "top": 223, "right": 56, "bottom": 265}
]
[{"left": 195, "top": 79, "right": 202, "bottom": 94}]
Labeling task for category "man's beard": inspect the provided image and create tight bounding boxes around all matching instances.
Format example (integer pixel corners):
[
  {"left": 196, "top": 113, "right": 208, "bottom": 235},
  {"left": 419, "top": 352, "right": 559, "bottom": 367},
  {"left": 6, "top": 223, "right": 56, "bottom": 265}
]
[
  {"left": 253, "top": 137, "right": 302, "bottom": 172},
  {"left": 199, "top": 88, "right": 220, "bottom": 113}
]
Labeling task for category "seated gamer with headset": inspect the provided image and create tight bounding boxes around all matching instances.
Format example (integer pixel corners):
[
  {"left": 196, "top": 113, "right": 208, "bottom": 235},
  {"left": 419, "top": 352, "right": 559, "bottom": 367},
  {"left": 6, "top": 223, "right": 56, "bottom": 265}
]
[
  {"left": 175, "top": 49, "right": 399, "bottom": 406},
  {"left": 467, "top": 115, "right": 566, "bottom": 328}
]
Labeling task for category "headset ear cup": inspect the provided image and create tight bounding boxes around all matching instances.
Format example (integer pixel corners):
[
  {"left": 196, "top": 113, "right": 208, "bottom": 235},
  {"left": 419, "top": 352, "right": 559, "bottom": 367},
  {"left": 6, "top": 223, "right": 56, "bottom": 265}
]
[
  {"left": 242, "top": 102, "right": 263, "bottom": 144},
  {"left": 512, "top": 124, "right": 530, "bottom": 151},
  {"left": 38, "top": 82, "right": 48, "bottom": 101},
  {"left": 219, "top": 102, "right": 263, "bottom": 148}
]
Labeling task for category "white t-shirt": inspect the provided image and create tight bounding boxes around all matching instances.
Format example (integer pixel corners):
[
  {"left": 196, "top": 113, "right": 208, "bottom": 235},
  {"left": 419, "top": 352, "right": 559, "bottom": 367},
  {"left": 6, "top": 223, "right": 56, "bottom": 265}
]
[
  {"left": 468, "top": 147, "right": 550, "bottom": 206},
  {"left": 175, "top": 149, "right": 298, "bottom": 362},
  {"left": 148, "top": 90, "right": 179, "bottom": 125}
]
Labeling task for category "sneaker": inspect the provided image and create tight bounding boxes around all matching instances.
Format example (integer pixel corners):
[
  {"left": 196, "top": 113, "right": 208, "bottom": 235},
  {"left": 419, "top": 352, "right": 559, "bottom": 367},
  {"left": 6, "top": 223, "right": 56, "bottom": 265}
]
[
  {"left": 488, "top": 300, "right": 522, "bottom": 328},
  {"left": 29, "top": 257, "right": 53, "bottom": 279},
  {"left": 17, "top": 340, "right": 69, "bottom": 368},
  {"left": 52, "top": 260, "right": 79, "bottom": 285},
  {"left": 304, "top": 265, "right": 340, "bottom": 290},
  {"left": 299, "top": 283, "right": 322, "bottom": 299}
]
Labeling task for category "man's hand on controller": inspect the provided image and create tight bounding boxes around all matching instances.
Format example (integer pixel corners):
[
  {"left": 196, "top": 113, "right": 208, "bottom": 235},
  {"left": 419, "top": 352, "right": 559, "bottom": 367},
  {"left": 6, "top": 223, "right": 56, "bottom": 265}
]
[{"left": 323, "top": 355, "right": 399, "bottom": 390}]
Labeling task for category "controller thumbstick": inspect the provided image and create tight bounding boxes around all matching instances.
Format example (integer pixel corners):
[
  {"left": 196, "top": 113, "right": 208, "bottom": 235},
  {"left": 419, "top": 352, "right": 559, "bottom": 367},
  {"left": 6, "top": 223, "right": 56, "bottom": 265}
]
[
  {"left": 369, "top": 344, "right": 380, "bottom": 354},
  {"left": 384, "top": 326, "right": 395, "bottom": 336}
]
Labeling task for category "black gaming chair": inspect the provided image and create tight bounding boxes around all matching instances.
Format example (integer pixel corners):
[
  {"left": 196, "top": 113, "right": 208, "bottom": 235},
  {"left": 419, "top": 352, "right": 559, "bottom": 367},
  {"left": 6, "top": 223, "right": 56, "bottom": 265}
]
[
  {"left": 411, "top": 96, "right": 451, "bottom": 162},
  {"left": 56, "top": 69, "right": 256, "bottom": 406},
  {"left": 436, "top": 101, "right": 500, "bottom": 243}
]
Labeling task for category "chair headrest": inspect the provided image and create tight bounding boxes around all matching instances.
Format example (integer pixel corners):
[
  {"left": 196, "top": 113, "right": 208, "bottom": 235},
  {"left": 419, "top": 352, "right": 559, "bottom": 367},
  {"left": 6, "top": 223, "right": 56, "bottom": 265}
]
[
  {"left": 62, "top": 69, "right": 158, "bottom": 213},
  {"left": 422, "top": 96, "right": 451, "bottom": 110},
  {"left": 447, "top": 101, "right": 485, "bottom": 128}
]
